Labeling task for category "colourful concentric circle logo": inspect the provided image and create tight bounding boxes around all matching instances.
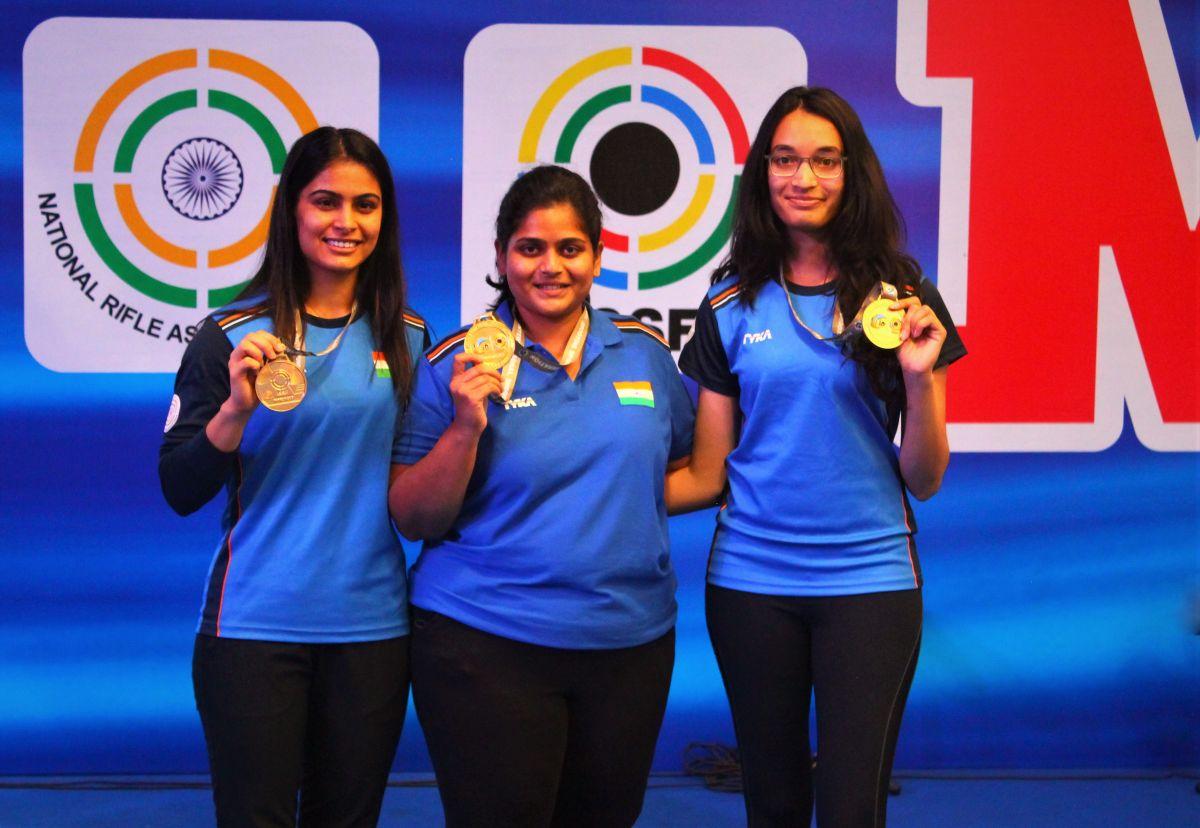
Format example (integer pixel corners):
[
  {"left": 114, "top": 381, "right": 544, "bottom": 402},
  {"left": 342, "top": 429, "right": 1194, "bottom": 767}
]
[
  {"left": 518, "top": 46, "right": 749, "bottom": 291},
  {"left": 24, "top": 18, "right": 379, "bottom": 372},
  {"left": 462, "top": 25, "right": 806, "bottom": 350},
  {"left": 72, "top": 47, "right": 317, "bottom": 310}
]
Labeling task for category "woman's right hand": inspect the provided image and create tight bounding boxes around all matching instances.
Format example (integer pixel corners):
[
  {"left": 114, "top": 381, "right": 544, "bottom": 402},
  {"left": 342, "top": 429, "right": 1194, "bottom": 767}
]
[
  {"left": 227, "top": 331, "right": 286, "bottom": 415},
  {"left": 449, "top": 353, "right": 503, "bottom": 436}
]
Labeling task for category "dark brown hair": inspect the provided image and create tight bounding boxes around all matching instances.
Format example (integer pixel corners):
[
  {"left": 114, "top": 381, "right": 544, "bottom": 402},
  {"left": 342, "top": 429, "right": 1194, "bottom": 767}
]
[
  {"left": 487, "top": 165, "right": 602, "bottom": 310},
  {"left": 237, "top": 127, "right": 414, "bottom": 400},
  {"left": 716, "top": 87, "right": 920, "bottom": 404}
]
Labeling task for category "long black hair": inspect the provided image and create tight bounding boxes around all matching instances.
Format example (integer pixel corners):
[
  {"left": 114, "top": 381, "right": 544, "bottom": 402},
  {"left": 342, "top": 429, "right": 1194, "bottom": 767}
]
[
  {"left": 486, "top": 165, "right": 602, "bottom": 310},
  {"left": 236, "top": 126, "right": 414, "bottom": 400},
  {"left": 716, "top": 87, "right": 920, "bottom": 404}
]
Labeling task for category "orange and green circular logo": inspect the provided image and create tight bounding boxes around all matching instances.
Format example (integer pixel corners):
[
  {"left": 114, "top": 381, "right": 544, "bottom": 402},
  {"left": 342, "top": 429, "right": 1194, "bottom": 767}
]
[{"left": 72, "top": 49, "right": 318, "bottom": 309}]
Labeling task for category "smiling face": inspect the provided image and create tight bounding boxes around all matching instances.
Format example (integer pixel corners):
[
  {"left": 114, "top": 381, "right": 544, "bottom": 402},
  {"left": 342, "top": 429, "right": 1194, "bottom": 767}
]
[
  {"left": 294, "top": 159, "right": 382, "bottom": 285},
  {"left": 767, "top": 108, "right": 845, "bottom": 238},
  {"left": 495, "top": 202, "right": 602, "bottom": 331}
]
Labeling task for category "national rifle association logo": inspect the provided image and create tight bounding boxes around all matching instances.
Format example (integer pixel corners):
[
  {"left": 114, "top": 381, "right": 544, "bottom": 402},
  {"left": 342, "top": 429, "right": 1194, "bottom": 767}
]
[
  {"left": 23, "top": 18, "right": 379, "bottom": 372},
  {"left": 463, "top": 25, "right": 806, "bottom": 352}
]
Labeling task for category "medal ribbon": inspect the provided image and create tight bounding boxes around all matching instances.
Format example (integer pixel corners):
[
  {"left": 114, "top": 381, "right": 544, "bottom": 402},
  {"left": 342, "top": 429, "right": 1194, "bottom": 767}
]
[
  {"left": 779, "top": 274, "right": 897, "bottom": 342},
  {"left": 284, "top": 300, "right": 359, "bottom": 373},
  {"left": 501, "top": 307, "right": 590, "bottom": 401}
]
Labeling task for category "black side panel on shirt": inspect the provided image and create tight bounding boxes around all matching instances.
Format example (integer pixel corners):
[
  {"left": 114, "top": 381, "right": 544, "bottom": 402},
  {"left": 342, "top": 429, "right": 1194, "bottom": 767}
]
[
  {"left": 921, "top": 278, "right": 967, "bottom": 370},
  {"left": 158, "top": 317, "right": 237, "bottom": 515},
  {"left": 678, "top": 296, "right": 739, "bottom": 396}
]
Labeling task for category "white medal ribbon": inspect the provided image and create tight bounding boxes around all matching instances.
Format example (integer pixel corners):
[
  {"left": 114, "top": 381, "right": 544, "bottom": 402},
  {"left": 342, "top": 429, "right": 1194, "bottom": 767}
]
[
  {"left": 286, "top": 300, "right": 359, "bottom": 372},
  {"left": 500, "top": 307, "right": 590, "bottom": 401}
]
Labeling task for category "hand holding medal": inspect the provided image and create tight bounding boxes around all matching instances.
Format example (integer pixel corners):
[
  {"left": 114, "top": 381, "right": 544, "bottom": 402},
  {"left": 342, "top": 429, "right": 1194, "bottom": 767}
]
[
  {"left": 859, "top": 282, "right": 945, "bottom": 371},
  {"left": 890, "top": 295, "right": 947, "bottom": 376},
  {"left": 248, "top": 303, "right": 358, "bottom": 412},
  {"left": 450, "top": 350, "right": 503, "bottom": 436},
  {"left": 462, "top": 312, "right": 562, "bottom": 406},
  {"left": 228, "top": 330, "right": 289, "bottom": 415}
]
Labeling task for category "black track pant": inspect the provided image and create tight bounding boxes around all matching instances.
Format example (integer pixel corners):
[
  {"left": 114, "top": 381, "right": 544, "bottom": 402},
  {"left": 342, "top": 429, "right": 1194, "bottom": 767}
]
[
  {"left": 706, "top": 585, "right": 921, "bottom": 828},
  {"left": 192, "top": 634, "right": 410, "bottom": 828},
  {"left": 409, "top": 608, "right": 674, "bottom": 828}
]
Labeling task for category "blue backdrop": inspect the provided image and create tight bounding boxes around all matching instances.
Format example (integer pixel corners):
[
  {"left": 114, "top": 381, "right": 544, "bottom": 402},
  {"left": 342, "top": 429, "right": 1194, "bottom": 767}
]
[{"left": 2, "top": 0, "right": 1196, "bottom": 774}]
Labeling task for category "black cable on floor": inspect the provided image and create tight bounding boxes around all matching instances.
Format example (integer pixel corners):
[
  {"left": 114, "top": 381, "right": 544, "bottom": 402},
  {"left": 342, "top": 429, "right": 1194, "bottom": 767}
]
[{"left": 681, "top": 741, "right": 743, "bottom": 792}]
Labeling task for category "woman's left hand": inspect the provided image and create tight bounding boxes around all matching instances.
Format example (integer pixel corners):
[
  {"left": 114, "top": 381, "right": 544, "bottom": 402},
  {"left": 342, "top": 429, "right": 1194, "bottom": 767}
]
[{"left": 891, "top": 297, "right": 946, "bottom": 377}]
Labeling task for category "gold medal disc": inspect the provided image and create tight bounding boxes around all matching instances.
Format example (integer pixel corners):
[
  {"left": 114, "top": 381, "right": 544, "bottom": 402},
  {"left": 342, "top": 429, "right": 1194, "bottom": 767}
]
[
  {"left": 862, "top": 298, "right": 904, "bottom": 350},
  {"left": 255, "top": 356, "right": 307, "bottom": 412},
  {"left": 464, "top": 317, "right": 516, "bottom": 371}
]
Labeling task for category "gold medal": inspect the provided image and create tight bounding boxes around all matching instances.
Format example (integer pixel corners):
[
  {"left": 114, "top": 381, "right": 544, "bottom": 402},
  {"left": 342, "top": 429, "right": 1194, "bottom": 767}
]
[
  {"left": 255, "top": 356, "right": 307, "bottom": 412},
  {"left": 862, "top": 298, "right": 904, "bottom": 349},
  {"left": 464, "top": 315, "right": 516, "bottom": 371}
]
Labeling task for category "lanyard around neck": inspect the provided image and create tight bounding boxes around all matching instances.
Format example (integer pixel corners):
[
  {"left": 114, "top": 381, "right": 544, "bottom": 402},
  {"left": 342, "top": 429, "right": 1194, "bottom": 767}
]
[
  {"left": 501, "top": 308, "right": 589, "bottom": 401},
  {"left": 778, "top": 274, "right": 896, "bottom": 342},
  {"left": 284, "top": 301, "right": 358, "bottom": 372}
]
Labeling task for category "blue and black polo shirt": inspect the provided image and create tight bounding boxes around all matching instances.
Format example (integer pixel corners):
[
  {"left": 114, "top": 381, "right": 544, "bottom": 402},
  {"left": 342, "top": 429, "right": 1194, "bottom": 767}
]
[
  {"left": 679, "top": 275, "right": 966, "bottom": 596},
  {"left": 159, "top": 295, "right": 430, "bottom": 642}
]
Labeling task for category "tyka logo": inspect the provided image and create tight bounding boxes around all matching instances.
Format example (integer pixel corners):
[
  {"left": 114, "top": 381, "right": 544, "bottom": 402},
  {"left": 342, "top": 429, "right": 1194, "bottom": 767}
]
[
  {"left": 462, "top": 25, "right": 806, "bottom": 354},
  {"left": 23, "top": 18, "right": 379, "bottom": 372}
]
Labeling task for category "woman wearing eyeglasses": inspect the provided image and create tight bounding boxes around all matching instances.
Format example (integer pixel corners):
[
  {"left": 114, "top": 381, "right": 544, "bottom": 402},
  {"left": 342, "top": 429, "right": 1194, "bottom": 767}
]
[{"left": 668, "top": 87, "right": 966, "bottom": 827}]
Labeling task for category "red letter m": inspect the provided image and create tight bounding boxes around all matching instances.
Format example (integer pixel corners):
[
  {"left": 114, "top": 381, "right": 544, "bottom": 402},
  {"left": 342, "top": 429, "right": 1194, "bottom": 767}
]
[{"left": 900, "top": 0, "right": 1197, "bottom": 451}]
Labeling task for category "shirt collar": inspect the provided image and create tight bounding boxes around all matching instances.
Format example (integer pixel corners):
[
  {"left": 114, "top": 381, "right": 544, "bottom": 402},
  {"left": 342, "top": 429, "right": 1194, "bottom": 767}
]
[{"left": 495, "top": 302, "right": 622, "bottom": 350}]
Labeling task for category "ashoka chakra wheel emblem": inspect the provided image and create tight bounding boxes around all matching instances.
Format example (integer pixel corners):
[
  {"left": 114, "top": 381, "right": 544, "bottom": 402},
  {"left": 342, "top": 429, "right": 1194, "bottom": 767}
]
[{"left": 162, "top": 137, "right": 244, "bottom": 220}]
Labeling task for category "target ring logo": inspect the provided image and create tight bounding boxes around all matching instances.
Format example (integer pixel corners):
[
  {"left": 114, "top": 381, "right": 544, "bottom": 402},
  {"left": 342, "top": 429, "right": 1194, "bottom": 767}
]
[
  {"left": 517, "top": 46, "right": 749, "bottom": 291},
  {"left": 72, "top": 48, "right": 318, "bottom": 310}
]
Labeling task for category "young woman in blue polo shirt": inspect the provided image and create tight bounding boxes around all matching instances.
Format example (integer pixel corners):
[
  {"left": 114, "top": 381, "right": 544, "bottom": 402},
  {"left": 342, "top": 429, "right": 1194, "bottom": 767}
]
[
  {"left": 669, "top": 87, "right": 967, "bottom": 827},
  {"left": 160, "top": 128, "right": 428, "bottom": 826},
  {"left": 390, "top": 165, "right": 694, "bottom": 827}
]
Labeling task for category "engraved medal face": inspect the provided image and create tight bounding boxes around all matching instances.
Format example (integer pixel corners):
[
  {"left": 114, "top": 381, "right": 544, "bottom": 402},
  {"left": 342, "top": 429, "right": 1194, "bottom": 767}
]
[
  {"left": 862, "top": 298, "right": 903, "bottom": 349},
  {"left": 255, "top": 356, "right": 307, "bottom": 412},
  {"left": 464, "top": 316, "right": 516, "bottom": 371}
]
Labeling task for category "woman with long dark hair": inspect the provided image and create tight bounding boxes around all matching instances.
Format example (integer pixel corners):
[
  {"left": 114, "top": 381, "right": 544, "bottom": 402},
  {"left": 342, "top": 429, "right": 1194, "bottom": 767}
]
[
  {"left": 390, "top": 165, "right": 694, "bottom": 827},
  {"left": 669, "top": 87, "right": 967, "bottom": 826},
  {"left": 159, "top": 127, "right": 428, "bottom": 826}
]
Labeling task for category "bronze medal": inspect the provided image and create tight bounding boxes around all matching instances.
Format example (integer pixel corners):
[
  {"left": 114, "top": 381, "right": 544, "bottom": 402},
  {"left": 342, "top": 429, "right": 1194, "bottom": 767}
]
[
  {"left": 464, "top": 316, "right": 516, "bottom": 371},
  {"left": 862, "top": 298, "right": 904, "bottom": 349},
  {"left": 255, "top": 356, "right": 307, "bottom": 412}
]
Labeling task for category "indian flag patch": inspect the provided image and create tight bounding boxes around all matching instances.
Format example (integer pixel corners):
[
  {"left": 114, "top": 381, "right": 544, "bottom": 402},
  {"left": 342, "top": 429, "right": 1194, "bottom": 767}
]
[
  {"left": 613, "top": 381, "right": 654, "bottom": 408},
  {"left": 372, "top": 351, "right": 390, "bottom": 379}
]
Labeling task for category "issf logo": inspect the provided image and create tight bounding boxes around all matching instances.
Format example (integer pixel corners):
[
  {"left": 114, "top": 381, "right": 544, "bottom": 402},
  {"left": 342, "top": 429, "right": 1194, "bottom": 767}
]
[
  {"left": 23, "top": 18, "right": 379, "bottom": 372},
  {"left": 463, "top": 25, "right": 806, "bottom": 352}
]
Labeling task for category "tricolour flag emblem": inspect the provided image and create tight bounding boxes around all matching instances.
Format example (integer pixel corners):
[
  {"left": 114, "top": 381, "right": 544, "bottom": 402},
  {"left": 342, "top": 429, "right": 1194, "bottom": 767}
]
[
  {"left": 613, "top": 380, "right": 654, "bottom": 407},
  {"left": 372, "top": 351, "right": 390, "bottom": 378}
]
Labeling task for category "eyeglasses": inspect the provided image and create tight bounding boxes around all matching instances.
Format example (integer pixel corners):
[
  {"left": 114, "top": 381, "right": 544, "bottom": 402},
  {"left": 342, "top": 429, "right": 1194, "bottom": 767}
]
[{"left": 766, "top": 152, "right": 846, "bottom": 179}]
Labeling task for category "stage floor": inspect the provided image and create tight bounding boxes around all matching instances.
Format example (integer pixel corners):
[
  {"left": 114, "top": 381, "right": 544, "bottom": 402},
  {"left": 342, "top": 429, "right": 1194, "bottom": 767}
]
[{"left": 1, "top": 771, "right": 1197, "bottom": 826}]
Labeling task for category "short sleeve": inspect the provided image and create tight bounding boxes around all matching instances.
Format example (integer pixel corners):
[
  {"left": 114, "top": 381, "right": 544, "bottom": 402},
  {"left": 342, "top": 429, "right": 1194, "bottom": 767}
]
[
  {"left": 678, "top": 295, "right": 739, "bottom": 396},
  {"left": 392, "top": 354, "right": 455, "bottom": 465},
  {"left": 919, "top": 278, "right": 967, "bottom": 370},
  {"left": 405, "top": 318, "right": 434, "bottom": 367},
  {"left": 662, "top": 360, "right": 696, "bottom": 462}
]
